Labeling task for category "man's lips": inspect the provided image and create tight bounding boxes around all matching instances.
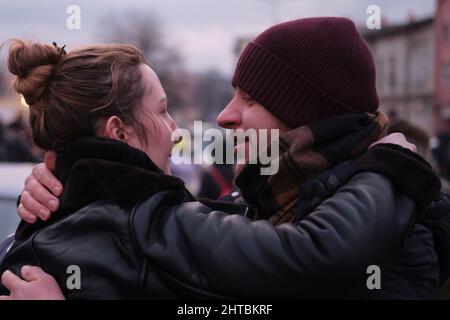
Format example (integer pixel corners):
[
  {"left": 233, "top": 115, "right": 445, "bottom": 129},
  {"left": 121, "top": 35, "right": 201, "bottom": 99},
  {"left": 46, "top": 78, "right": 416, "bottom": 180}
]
[
  {"left": 233, "top": 136, "right": 250, "bottom": 148},
  {"left": 234, "top": 140, "right": 252, "bottom": 162}
]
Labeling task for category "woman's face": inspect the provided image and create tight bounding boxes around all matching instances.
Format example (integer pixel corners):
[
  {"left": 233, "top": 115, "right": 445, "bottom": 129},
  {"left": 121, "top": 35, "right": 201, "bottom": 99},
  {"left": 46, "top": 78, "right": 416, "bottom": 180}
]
[{"left": 125, "top": 64, "right": 178, "bottom": 174}]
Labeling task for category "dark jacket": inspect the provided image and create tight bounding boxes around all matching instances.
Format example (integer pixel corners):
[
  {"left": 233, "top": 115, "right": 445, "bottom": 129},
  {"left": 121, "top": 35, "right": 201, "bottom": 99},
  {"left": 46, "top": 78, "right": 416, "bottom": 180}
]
[
  {"left": 223, "top": 153, "right": 449, "bottom": 299},
  {"left": 275, "top": 158, "right": 449, "bottom": 299},
  {"left": 0, "top": 137, "right": 438, "bottom": 299}
]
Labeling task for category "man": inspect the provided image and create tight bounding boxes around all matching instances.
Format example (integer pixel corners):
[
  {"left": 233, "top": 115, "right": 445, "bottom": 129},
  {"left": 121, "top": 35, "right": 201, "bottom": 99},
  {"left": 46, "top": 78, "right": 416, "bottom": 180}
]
[{"left": 2, "top": 17, "right": 448, "bottom": 299}]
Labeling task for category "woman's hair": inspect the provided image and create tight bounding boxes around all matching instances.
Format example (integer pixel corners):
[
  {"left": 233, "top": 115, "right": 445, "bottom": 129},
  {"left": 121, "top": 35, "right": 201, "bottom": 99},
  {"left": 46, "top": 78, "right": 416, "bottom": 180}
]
[{"left": 6, "top": 40, "right": 148, "bottom": 151}]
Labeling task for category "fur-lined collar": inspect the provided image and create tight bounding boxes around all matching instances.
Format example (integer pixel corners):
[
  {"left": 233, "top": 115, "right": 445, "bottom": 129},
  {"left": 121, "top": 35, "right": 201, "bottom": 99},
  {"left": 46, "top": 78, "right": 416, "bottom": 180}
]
[{"left": 16, "top": 137, "right": 186, "bottom": 239}]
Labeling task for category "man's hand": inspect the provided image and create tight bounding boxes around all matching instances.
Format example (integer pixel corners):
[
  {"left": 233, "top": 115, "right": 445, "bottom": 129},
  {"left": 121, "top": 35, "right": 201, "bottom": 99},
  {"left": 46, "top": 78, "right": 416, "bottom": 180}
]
[
  {"left": 0, "top": 266, "right": 65, "bottom": 300},
  {"left": 370, "top": 132, "right": 417, "bottom": 153},
  {"left": 19, "top": 152, "right": 63, "bottom": 223}
]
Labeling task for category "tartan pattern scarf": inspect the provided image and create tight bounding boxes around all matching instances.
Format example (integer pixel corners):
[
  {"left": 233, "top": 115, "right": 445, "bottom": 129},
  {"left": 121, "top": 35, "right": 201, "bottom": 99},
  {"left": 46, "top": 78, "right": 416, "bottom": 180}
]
[{"left": 234, "top": 111, "right": 389, "bottom": 225}]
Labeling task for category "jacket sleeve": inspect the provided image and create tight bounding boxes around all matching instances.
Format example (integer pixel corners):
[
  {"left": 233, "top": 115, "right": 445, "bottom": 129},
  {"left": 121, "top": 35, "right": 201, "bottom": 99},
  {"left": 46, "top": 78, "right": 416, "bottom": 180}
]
[{"left": 132, "top": 172, "right": 415, "bottom": 299}]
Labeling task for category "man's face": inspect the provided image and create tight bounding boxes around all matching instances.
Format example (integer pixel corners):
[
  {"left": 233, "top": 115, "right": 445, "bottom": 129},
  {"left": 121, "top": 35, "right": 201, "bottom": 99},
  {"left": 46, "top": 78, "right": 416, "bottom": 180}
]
[
  {"left": 217, "top": 88, "right": 290, "bottom": 132},
  {"left": 216, "top": 88, "right": 290, "bottom": 173}
]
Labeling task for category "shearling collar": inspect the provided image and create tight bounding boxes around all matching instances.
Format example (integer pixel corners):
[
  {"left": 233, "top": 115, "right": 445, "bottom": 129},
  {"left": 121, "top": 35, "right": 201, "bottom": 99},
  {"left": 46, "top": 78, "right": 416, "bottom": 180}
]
[{"left": 16, "top": 137, "right": 186, "bottom": 239}]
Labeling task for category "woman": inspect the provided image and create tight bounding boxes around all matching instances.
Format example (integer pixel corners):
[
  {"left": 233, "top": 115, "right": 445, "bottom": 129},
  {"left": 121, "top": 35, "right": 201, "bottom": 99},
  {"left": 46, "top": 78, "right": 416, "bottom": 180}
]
[{"left": 0, "top": 40, "right": 440, "bottom": 299}]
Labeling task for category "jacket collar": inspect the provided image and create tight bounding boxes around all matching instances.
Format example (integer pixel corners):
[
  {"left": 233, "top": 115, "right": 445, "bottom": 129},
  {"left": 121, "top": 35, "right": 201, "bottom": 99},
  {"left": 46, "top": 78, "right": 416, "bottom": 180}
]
[{"left": 16, "top": 137, "right": 186, "bottom": 239}]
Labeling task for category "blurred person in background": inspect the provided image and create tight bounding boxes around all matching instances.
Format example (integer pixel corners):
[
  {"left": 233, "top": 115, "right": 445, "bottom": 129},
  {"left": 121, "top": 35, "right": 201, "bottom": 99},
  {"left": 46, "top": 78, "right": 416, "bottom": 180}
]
[
  {"left": 197, "top": 162, "right": 234, "bottom": 200},
  {"left": 197, "top": 140, "right": 234, "bottom": 200},
  {"left": 388, "top": 118, "right": 450, "bottom": 193},
  {"left": 0, "top": 119, "right": 38, "bottom": 162},
  {"left": 7, "top": 116, "right": 43, "bottom": 162},
  {"left": 433, "top": 131, "right": 450, "bottom": 182},
  {"left": 387, "top": 118, "right": 450, "bottom": 299}
]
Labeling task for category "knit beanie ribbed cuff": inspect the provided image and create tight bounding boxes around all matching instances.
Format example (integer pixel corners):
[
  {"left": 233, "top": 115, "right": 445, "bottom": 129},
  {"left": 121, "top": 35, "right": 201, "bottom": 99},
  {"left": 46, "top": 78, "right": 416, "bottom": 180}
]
[{"left": 232, "top": 42, "right": 360, "bottom": 128}]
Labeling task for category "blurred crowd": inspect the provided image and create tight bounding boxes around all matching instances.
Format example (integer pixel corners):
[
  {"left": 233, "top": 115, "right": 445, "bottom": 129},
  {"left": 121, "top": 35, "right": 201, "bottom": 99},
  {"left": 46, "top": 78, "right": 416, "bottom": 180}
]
[{"left": 0, "top": 117, "right": 40, "bottom": 163}]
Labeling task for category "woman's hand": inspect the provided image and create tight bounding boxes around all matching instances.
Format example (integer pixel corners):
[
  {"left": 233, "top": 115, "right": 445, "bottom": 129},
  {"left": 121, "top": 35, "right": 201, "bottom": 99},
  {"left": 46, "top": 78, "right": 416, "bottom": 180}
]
[
  {"left": 0, "top": 266, "right": 65, "bottom": 300},
  {"left": 369, "top": 132, "right": 417, "bottom": 153},
  {"left": 19, "top": 152, "right": 63, "bottom": 223}
]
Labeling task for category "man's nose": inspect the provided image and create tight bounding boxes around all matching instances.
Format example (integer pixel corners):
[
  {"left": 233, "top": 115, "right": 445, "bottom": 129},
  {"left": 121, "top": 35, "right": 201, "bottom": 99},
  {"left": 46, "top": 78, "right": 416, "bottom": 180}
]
[{"left": 216, "top": 103, "right": 241, "bottom": 129}]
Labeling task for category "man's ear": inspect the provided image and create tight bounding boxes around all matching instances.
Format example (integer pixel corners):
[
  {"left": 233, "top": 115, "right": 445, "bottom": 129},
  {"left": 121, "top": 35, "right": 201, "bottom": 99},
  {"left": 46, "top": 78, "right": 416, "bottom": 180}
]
[{"left": 103, "top": 116, "right": 129, "bottom": 142}]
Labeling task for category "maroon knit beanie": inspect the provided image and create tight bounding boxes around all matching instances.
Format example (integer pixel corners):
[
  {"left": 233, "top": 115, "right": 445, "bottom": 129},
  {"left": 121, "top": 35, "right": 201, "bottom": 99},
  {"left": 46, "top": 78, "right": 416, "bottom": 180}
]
[{"left": 232, "top": 17, "right": 379, "bottom": 128}]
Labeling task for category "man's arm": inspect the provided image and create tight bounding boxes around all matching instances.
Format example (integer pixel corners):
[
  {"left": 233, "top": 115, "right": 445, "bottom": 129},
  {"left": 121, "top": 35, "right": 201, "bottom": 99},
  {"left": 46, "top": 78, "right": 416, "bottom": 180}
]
[{"left": 133, "top": 172, "right": 415, "bottom": 299}]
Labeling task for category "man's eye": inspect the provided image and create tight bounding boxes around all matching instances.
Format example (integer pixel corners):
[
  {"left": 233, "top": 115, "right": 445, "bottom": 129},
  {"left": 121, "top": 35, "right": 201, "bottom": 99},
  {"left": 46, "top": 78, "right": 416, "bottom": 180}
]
[{"left": 243, "top": 96, "right": 255, "bottom": 103}]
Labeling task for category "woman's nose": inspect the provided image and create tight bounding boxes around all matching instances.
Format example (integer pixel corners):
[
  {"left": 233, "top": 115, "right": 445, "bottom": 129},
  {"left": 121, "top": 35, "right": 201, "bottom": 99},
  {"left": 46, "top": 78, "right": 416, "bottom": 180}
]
[{"left": 216, "top": 104, "right": 241, "bottom": 129}]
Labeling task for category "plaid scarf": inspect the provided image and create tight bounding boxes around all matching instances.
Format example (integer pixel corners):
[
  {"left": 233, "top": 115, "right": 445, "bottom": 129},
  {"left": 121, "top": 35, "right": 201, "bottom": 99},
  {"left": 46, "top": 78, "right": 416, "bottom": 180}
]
[{"left": 234, "top": 111, "right": 388, "bottom": 225}]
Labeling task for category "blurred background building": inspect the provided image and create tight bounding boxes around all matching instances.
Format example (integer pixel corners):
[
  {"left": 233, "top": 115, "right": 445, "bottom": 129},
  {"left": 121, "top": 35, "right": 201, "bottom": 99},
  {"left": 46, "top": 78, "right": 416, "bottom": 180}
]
[
  {"left": 363, "top": 17, "right": 435, "bottom": 133},
  {"left": 434, "top": 0, "right": 450, "bottom": 133},
  {"left": 362, "top": 0, "right": 450, "bottom": 136}
]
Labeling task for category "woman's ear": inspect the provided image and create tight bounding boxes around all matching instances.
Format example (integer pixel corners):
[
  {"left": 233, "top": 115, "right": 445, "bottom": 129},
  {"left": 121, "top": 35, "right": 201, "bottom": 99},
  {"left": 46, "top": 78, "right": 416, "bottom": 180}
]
[{"left": 103, "top": 116, "right": 129, "bottom": 142}]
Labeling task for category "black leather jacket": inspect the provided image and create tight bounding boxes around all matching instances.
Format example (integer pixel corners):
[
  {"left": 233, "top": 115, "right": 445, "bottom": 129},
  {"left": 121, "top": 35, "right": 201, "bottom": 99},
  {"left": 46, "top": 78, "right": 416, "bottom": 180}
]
[{"left": 0, "top": 137, "right": 439, "bottom": 299}]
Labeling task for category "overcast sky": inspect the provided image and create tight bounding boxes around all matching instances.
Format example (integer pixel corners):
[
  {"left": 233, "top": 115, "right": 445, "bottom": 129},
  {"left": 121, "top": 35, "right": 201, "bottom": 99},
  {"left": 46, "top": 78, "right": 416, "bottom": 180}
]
[{"left": 0, "top": 0, "right": 435, "bottom": 75}]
